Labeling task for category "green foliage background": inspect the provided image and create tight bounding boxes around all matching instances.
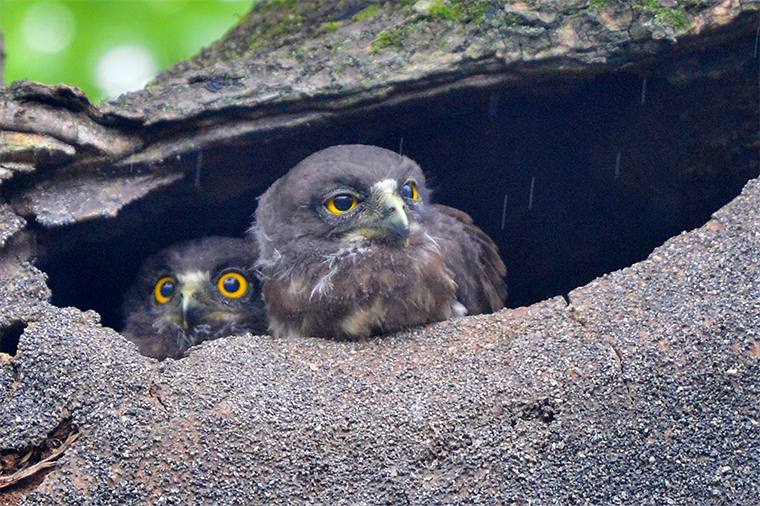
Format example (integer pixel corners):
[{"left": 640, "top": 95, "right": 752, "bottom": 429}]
[{"left": 2, "top": 0, "right": 254, "bottom": 101}]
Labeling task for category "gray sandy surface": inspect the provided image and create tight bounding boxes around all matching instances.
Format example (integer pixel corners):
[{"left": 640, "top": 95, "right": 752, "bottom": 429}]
[{"left": 1, "top": 176, "right": 758, "bottom": 504}]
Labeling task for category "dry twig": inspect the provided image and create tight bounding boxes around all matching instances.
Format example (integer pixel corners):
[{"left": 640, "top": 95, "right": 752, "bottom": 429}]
[{"left": 0, "top": 431, "right": 80, "bottom": 489}]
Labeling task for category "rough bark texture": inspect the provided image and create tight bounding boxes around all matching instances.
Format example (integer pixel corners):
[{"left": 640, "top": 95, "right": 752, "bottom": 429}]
[
  {"left": 1, "top": 0, "right": 759, "bottom": 503},
  {"left": 1, "top": 0, "right": 757, "bottom": 225}
]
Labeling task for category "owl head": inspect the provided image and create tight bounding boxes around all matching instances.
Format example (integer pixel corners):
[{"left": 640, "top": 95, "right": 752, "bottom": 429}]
[
  {"left": 253, "top": 144, "right": 435, "bottom": 262},
  {"left": 120, "top": 236, "right": 266, "bottom": 359}
]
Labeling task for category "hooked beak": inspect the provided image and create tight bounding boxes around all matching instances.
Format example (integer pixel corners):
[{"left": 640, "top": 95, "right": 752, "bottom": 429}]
[
  {"left": 379, "top": 193, "right": 410, "bottom": 246},
  {"left": 179, "top": 282, "right": 204, "bottom": 329}
]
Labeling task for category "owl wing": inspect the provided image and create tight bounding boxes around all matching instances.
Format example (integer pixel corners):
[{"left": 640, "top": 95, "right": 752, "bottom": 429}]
[{"left": 433, "top": 204, "right": 508, "bottom": 314}]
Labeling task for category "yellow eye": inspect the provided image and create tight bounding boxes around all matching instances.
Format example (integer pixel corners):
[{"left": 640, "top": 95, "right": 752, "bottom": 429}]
[
  {"left": 218, "top": 271, "right": 248, "bottom": 298},
  {"left": 154, "top": 277, "right": 176, "bottom": 304},
  {"left": 401, "top": 181, "right": 419, "bottom": 200},
  {"left": 325, "top": 194, "right": 358, "bottom": 214}
]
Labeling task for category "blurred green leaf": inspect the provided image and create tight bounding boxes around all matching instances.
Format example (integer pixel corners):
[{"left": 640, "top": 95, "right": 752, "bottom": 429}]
[{"left": 1, "top": 0, "right": 254, "bottom": 101}]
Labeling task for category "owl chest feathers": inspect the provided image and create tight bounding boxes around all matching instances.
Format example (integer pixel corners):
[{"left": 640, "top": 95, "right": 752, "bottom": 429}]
[{"left": 261, "top": 237, "right": 461, "bottom": 339}]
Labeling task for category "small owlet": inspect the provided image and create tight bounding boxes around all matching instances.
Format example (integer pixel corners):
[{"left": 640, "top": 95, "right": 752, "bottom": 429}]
[
  {"left": 120, "top": 236, "right": 267, "bottom": 359},
  {"left": 251, "top": 144, "right": 507, "bottom": 340}
]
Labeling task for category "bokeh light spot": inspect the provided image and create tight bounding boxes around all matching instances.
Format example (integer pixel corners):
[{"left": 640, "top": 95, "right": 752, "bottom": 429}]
[
  {"left": 95, "top": 44, "right": 158, "bottom": 98},
  {"left": 21, "top": 1, "right": 76, "bottom": 54}
]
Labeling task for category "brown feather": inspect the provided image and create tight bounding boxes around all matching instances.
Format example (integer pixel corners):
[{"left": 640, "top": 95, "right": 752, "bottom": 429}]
[{"left": 434, "top": 204, "right": 508, "bottom": 313}]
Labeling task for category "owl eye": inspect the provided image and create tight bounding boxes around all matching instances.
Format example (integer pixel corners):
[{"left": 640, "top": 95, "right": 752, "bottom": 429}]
[
  {"left": 401, "top": 180, "right": 419, "bottom": 200},
  {"left": 324, "top": 194, "right": 358, "bottom": 214},
  {"left": 218, "top": 271, "right": 248, "bottom": 298},
  {"left": 154, "top": 277, "right": 176, "bottom": 304}
]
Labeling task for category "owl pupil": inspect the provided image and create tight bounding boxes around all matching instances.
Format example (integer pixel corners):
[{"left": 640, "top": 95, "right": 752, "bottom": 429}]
[
  {"left": 332, "top": 195, "right": 355, "bottom": 211},
  {"left": 223, "top": 277, "right": 240, "bottom": 293},
  {"left": 160, "top": 281, "right": 174, "bottom": 298},
  {"left": 401, "top": 184, "right": 415, "bottom": 200}
]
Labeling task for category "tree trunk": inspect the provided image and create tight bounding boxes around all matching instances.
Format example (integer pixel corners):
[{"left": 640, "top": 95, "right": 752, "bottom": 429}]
[{"left": 1, "top": 1, "right": 759, "bottom": 503}]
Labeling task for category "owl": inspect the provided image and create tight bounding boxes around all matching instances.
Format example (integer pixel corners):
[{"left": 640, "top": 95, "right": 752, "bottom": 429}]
[
  {"left": 251, "top": 144, "right": 507, "bottom": 340},
  {"left": 120, "top": 236, "right": 267, "bottom": 359}
]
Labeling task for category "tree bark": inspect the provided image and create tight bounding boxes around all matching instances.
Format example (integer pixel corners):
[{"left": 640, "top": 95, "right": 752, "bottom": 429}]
[{"left": 1, "top": 1, "right": 759, "bottom": 503}]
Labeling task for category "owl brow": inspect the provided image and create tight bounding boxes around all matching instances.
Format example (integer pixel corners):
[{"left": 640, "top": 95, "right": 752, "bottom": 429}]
[
  {"left": 333, "top": 174, "right": 370, "bottom": 193},
  {"left": 154, "top": 266, "right": 173, "bottom": 277},
  {"left": 213, "top": 261, "right": 250, "bottom": 275},
  {"left": 371, "top": 178, "right": 398, "bottom": 195},
  {"left": 177, "top": 271, "right": 210, "bottom": 283}
]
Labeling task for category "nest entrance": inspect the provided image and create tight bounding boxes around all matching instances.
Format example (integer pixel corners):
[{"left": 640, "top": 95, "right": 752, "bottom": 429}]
[{"left": 30, "top": 33, "right": 759, "bottom": 330}]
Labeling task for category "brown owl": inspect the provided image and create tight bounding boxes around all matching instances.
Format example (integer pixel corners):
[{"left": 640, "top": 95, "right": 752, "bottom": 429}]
[
  {"left": 120, "top": 236, "right": 267, "bottom": 359},
  {"left": 251, "top": 144, "right": 507, "bottom": 339}
]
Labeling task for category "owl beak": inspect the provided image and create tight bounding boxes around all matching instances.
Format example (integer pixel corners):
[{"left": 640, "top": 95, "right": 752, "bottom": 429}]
[
  {"left": 379, "top": 193, "right": 409, "bottom": 244},
  {"left": 180, "top": 284, "right": 204, "bottom": 328}
]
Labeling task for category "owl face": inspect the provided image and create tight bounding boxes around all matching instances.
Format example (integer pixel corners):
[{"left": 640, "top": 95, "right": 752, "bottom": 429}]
[
  {"left": 149, "top": 266, "right": 253, "bottom": 330},
  {"left": 316, "top": 176, "right": 425, "bottom": 248},
  {"left": 255, "top": 145, "right": 433, "bottom": 259},
  {"left": 121, "top": 236, "right": 267, "bottom": 359}
]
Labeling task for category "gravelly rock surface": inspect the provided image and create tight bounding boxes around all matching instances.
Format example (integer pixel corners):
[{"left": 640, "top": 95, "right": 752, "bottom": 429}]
[{"left": 2, "top": 177, "right": 758, "bottom": 504}]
